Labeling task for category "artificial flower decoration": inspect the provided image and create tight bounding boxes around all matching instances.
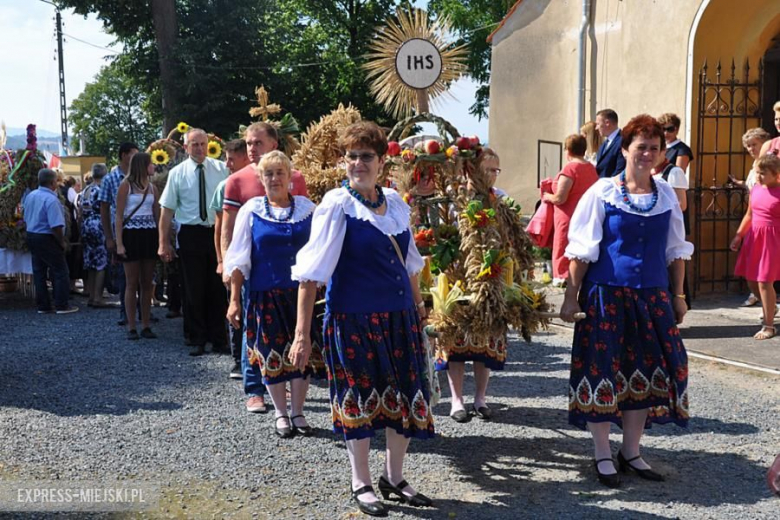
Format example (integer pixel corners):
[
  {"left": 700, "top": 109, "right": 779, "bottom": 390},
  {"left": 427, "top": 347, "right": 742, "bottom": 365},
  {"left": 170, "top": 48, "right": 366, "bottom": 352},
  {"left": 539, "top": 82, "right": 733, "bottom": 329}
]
[
  {"left": 150, "top": 149, "right": 170, "bottom": 166},
  {"left": 463, "top": 200, "right": 496, "bottom": 228},
  {"left": 207, "top": 140, "right": 222, "bottom": 159},
  {"left": 176, "top": 121, "right": 189, "bottom": 134}
]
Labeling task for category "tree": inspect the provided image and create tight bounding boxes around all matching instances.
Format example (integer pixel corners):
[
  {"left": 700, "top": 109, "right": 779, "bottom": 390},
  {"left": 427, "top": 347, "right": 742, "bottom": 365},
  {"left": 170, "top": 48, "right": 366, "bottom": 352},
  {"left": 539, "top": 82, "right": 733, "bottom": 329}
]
[
  {"left": 427, "top": 0, "right": 514, "bottom": 120},
  {"left": 69, "top": 58, "right": 161, "bottom": 164},
  {"left": 58, "top": 0, "right": 180, "bottom": 132}
]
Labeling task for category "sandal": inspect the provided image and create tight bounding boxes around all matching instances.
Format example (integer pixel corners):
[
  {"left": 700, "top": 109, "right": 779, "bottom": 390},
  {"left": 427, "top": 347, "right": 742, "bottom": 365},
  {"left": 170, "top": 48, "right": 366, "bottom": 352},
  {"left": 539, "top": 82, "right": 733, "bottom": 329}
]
[
  {"left": 754, "top": 326, "right": 776, "bottom": 340},
  {"left": 740, "top": 294, "right": 759, "bottom": 307}
]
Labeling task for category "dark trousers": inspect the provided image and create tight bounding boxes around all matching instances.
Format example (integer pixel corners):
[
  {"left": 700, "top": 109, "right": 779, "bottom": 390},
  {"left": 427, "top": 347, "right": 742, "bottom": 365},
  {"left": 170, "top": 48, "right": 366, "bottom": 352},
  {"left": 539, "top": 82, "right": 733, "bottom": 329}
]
[
  {"left": 177, "top": 225, "right": 227, "bottom": 347},
  {"left": 27, "top": 232, "right": 70, "bottom": 311},
  {"left": 226, "top": 286, "right": 242, "bottom": 363}
]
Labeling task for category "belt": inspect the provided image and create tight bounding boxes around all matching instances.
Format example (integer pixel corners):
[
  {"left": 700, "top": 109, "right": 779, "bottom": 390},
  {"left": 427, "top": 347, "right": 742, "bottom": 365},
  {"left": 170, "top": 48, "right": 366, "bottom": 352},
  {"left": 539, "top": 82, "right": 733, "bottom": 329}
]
[{"left": 180, "top": 224, "right": 214, "bottom": 229}]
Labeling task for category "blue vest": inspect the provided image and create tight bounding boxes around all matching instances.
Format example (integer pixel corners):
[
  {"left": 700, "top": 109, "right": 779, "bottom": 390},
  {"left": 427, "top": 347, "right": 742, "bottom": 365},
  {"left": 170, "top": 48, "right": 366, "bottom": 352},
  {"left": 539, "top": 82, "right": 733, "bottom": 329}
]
[
  {"left": 326, "top": 215, "right": 414, "bottom": 313},
  {"left": 585, "top": 203, "right": 670, "bottom": 289},
  {"left": 249, "top": 213, "right": 312, "bottom": 291}
]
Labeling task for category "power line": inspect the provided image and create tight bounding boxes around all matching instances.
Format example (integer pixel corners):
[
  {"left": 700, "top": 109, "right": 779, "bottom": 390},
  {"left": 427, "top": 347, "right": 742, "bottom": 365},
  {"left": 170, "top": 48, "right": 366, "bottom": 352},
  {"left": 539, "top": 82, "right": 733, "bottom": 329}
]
[{"left": 62, "top": 33, "right": 120, "bottom": 54}]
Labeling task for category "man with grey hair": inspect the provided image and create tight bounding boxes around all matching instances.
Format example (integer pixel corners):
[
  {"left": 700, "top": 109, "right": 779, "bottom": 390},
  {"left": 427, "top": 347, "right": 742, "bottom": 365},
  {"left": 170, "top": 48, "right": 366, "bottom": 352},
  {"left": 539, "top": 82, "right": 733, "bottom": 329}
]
[
  {"left": 23, "top": 168, "right": 78, "bottom": 314},
  {"left": 159, "top": 127, "right": 229, "bottom": 356}
]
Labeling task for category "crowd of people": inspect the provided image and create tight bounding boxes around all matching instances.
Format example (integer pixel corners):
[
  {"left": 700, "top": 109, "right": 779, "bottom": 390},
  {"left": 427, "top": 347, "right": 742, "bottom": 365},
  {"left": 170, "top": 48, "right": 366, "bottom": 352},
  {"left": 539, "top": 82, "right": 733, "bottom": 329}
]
[{"left": 19, "top": 101, "right": 780, "bottom": 511}]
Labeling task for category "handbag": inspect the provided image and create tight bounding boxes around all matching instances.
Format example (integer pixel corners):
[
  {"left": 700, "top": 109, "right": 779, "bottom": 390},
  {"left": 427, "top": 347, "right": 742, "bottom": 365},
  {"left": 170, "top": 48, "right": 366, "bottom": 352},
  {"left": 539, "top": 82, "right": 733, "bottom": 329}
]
[
  {"left": 387, "top": 234, "right": 442, "bottom": 407},
  {"left": 526, "top": 200, "right": 554, "bottom": 248}
]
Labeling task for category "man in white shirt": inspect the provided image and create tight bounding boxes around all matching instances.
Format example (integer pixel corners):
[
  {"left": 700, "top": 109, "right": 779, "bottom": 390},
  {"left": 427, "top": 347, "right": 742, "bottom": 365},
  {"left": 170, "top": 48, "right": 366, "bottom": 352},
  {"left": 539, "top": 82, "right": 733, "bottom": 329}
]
[{"left": 159, "top": 128, "right": 229, "bottom": 356}]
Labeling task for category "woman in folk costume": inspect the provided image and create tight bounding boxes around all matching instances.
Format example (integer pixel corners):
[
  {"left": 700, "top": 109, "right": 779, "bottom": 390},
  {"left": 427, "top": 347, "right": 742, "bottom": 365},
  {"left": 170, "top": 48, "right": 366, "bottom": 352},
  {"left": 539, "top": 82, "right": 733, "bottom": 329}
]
[
  {"left": 290, "top": 122, "right": 434, "bottom": 516},
  {"left": 561, "top": 115, "right": 693, "bottom": 488},
  {"left": 224, "top": 151, "right": 325, "bottom": 439}
]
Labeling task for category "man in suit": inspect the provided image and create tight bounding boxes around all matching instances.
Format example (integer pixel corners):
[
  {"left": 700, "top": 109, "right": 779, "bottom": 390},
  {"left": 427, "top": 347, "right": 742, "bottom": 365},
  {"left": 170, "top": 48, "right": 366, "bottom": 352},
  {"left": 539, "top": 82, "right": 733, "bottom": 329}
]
[{"left": 595, "top": 109, "right": 626, "bottom": 178}]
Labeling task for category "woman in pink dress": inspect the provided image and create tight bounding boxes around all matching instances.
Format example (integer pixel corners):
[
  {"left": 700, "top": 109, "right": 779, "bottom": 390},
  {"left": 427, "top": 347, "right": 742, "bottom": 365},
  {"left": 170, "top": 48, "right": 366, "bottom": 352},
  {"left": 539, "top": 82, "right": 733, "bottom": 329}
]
[
  {"left": 543, "top": 134, "right": 599, "bottom": 285},
  {"left": 731, "top": 155, "right": 780, "bottom": 340},
  {"left": 759, "top": 101, "right": 780, "bottom": 158}
]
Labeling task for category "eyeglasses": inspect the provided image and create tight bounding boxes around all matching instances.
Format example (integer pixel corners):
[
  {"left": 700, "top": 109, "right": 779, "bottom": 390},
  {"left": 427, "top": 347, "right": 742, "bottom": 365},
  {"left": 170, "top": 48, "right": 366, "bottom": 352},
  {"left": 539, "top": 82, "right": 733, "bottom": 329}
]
[
  {"left": 345, "top": 152, "right": 377, "bottom": 164},
  {"left": 487, "top": 168, "right": 502, "bottom": 175},
  {"left": 663, "top": 126, "right": 676, "bottom": 132}
]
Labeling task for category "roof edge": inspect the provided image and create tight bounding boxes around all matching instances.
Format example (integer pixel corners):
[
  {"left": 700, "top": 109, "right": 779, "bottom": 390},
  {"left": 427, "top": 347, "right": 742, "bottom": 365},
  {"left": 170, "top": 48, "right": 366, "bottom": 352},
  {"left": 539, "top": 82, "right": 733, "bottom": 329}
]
[{"left": 487, "top": 0, "right": 525, "bottom": 44}]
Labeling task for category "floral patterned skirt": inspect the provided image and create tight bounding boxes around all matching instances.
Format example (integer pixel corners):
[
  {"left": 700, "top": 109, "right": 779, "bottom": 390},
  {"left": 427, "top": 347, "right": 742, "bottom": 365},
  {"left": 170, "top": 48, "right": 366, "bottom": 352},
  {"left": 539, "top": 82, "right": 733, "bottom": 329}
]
[
  {"left": 569, "top": 282, "right": 689, "bottom": 430},
  {"left": 81, "top": 215, "right": 107, "bottom": 271},
  {"left": 323, "top": 307, "right": 436, "bottom": 441},
  {"left": 245, "top": 287, "right": 326, "bottom": 385},
  {"left": 434, "top": 334, "right": 507, "bottom": 371}
]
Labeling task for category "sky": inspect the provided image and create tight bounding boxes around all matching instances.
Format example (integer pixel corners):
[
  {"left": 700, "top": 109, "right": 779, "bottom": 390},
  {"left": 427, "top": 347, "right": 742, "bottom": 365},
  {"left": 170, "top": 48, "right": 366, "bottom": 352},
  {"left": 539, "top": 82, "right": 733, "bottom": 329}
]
[{"left": 0, "top": 0, "right": 489, "bottom": 144}]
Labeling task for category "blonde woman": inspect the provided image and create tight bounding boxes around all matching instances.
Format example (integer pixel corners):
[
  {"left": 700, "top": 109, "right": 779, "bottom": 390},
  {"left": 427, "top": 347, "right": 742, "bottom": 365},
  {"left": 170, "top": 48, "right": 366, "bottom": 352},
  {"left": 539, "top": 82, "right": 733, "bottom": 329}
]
[
  {"left": 759, "top": 101, "right": 780, "bottom": 158},
  {"left": 115, "top": 152, "right": 160, "bottom": 340},
  {"left": 224, "top": 151, "right": 324, "bottom": 439},
  {"left": 580, "top": 121, "right": 603, "bottom": 165}
]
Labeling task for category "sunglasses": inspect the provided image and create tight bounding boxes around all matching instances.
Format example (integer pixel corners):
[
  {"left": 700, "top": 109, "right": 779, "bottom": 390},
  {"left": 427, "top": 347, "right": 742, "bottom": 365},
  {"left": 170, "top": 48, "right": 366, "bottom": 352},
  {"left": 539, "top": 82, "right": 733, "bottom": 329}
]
[
  {"left": 345, "top": 152, "right": 377, "bottom": 164},
  {"left": 663, "top": 126, "right": 676, "bottom": 132}
]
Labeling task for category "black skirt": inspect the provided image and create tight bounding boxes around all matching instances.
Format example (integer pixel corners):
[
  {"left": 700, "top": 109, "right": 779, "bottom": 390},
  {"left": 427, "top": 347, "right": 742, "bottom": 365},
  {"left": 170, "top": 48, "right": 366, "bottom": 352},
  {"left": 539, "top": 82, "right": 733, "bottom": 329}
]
[{"left": 122, "top": 228, "right": 159, "bottom": 262}]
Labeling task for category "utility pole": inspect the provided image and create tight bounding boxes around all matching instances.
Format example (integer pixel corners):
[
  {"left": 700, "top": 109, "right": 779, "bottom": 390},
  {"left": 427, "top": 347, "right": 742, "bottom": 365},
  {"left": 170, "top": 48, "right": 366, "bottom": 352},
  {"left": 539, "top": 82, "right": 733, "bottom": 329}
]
[{"left": 55, "top": 9, "right": 69, "bottom": 155}]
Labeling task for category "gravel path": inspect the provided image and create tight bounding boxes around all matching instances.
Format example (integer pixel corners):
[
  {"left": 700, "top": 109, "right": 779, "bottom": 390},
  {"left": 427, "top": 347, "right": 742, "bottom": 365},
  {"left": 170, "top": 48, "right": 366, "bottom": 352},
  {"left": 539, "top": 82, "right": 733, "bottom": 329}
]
[{"left": 0, "top": 291, "right": 778, "bottom": 519}]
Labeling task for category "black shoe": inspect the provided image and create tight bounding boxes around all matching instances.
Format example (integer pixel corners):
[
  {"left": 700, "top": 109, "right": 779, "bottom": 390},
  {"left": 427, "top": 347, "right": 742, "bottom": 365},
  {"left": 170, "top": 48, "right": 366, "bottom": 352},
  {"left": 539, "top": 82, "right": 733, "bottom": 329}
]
[
  {"left": 140, "top": 327, "right": 157, "bottom": 339},
  {"left": 165, "top": 310, "right": 182, "bottom": 319},
  {"left": 377, "top": 476, "right": 432, "bottom": 507},
  {"left": 117, "top": 318, "right": 128, "bottom": 327},
  {"left": 229, "top": 362, "right": 242, "bottom": 380},
  {"left": 450, "top": 409, "right": 471, "bottom": 423},
  {"left": 211, "top": 344, "right": 229, "bottom": 354},
  {"left": 618, "top": 450, "right": 665, "bottom": 481},
  {"left": 275, "top": 416, "right": 294, "bottom": 439},
  {"left": 127, "top": 329, "right": 140, "bottom": 341},
  {"left": 290, "top": 415, "right": 313, "bottom": 436},
  {"left": 351, "top": 485, "right": 388, "bottom": 517},
  {"left": 149, "top": 315, "right": 159, "bottom": 324},
  {"left": 189, "top": 344, "right": 205, "bottom": 357},
  {"left": 594, "top": 458, "right": 621, "bottom": 488},
  {"left": 472, "top": 404, "right": 492, "bottom": 421}
]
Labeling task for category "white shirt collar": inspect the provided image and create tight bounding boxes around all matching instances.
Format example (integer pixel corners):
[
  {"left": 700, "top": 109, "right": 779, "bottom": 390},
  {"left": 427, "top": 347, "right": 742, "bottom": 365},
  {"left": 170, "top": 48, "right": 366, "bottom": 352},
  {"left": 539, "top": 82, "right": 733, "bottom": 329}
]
[
  {"left": 606, "top": 128, "right": 620, "bottom": 146},
  {"left": 666, "top": 139, "right": 680, "bottom": 148}
]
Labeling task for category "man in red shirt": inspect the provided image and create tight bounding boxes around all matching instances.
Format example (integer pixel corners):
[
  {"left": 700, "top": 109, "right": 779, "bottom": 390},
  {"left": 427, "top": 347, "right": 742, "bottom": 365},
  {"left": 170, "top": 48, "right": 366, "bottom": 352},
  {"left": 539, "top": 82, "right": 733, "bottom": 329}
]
[
  {"left": 221, "top": 121, "right": 307, "bottom": 415},
  {"left": 221, "top": 122, "right": 307, "bottom": 255}
]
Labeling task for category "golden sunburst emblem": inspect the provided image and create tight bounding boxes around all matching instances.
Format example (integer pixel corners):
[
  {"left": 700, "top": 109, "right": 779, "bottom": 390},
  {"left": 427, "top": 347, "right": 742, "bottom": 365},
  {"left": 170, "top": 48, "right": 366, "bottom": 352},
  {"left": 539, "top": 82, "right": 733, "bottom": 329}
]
[{"left": 362, "top": 8, "right": 468, "bottom": 119}]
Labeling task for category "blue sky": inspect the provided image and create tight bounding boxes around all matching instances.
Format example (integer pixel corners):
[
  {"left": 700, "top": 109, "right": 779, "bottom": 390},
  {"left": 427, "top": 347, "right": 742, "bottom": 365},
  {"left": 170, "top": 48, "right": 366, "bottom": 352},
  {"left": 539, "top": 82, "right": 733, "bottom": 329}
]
[{"left": 0, "top": 0, "right": 488, "bottom": 142}]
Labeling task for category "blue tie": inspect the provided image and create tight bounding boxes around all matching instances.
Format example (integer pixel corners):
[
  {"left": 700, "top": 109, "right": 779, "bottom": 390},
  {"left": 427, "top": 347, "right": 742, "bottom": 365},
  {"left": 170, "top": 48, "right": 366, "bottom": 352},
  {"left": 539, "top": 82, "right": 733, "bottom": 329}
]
[{"left": 597, "top": 140, "right": 607, "bottom": 161}]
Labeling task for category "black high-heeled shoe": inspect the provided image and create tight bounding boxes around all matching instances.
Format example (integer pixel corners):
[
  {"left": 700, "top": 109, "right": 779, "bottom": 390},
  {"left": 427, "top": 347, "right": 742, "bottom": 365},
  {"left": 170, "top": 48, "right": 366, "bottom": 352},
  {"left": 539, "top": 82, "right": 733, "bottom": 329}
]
[
  {"left": 377, "top": 476, "right": 433, "bottom": 507},
  {"left": 594, "top": 458, "right": 621, "bottom": 488},
  {"left": 351, "top": 485, "right": 388, "bottom": 517},
  {"left": 290, "top": 414, "right": 313, "bottom": 436},
  {"left": 618, "top": 450, "right": 665, "bottom": 481}
]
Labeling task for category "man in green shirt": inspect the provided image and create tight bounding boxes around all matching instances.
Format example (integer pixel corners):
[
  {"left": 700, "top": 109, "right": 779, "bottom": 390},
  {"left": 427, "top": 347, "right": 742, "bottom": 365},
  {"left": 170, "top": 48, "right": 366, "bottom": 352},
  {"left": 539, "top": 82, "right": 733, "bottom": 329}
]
[{"left": 210, "top": 138, "right": 251, "bottom": 378}]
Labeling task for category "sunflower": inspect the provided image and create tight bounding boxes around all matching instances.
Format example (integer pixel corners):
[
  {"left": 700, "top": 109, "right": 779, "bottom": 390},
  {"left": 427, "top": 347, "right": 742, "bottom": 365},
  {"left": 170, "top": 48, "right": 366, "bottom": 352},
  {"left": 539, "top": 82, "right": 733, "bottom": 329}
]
[
  {"left": 176, "top": 121, "right": 189, "bottom": 134},
  {"left": 151, "top": 149, "right": 170, "bottom": 165},
  {"left": 207, "top": 140, "right": 222, "bottom": 159}
]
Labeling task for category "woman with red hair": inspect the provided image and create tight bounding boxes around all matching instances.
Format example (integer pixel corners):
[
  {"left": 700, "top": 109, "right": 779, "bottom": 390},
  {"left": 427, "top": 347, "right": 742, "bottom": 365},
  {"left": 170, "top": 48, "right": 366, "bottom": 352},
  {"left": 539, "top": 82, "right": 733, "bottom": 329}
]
[
  {"left": 542, "top": 134, "right": 599, "bottom": 286},
  {"left": 561, "top": 114, "right": 693, "bottom": 488}
]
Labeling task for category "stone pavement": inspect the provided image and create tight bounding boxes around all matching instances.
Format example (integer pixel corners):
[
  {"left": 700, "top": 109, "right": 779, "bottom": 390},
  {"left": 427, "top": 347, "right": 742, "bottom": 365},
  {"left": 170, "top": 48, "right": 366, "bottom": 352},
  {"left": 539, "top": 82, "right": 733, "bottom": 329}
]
[{"left": 543, "top": 286, "right": 780, "bottom": 373}]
